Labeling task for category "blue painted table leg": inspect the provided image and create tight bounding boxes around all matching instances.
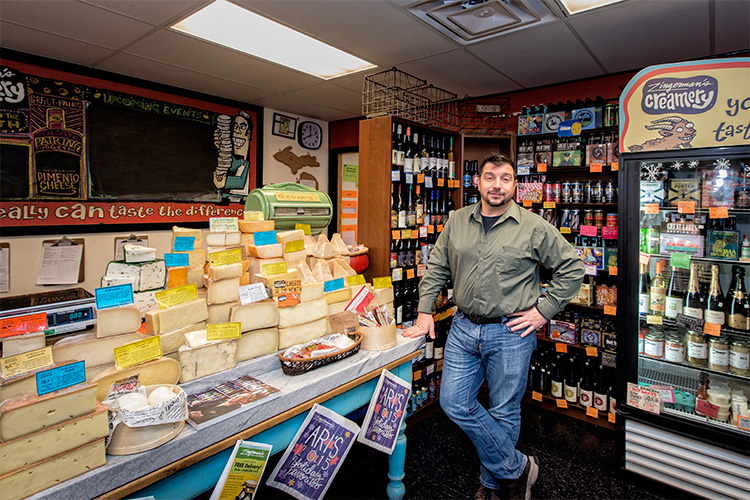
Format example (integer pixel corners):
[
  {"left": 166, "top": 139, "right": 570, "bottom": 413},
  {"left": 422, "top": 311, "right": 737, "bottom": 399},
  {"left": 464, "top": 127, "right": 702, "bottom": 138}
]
[{"left": 386, "top": 420, "right": 407, "bottom": 500}]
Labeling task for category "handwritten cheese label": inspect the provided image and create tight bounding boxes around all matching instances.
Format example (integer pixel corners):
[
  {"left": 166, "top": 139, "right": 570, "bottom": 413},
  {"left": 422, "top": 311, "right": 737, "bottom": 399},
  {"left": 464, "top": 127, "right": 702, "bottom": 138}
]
[
  {"left": 206, "top": 322, "right": 242, "bottom": 341},
  {"left": 239, "top": 283, "right": 268, "bottom": 306},
  {"left": 155, "top": 283, "right": 199, "bottom": 309},
  {"left": 209, "top": 248, "right": 242, "bottom": 267},
  {"left": 324, "top": 278, "right": 345, "bottom": 293},
  {"left": 0, "top": 346, "right": 54, "bottom": 379},
  {"left": 244, "top": 211, "right": 264, "bottom": 221},
  {"left": 209, "top": 217, "right": 239, "bottom": 232},
  {"left": 114, "top": 336, "right": 162, "bottom": 370}
]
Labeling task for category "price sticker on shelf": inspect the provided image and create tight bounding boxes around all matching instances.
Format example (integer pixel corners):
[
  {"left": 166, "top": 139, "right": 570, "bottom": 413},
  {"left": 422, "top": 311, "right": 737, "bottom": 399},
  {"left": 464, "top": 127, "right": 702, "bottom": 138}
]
[
  {"left": 437, "top": 224, "right": 444, "bottom": 233},
  {"left": 611, "top": 161, "right": 619, "bottom": 172},
  {"left": 391, "top": 230, "right": 400, "bottom": 240},
  {"left": 556, "top": 399, "right": 568, "bottom": 409},
  {"left": 406, "top": 268, "right": 415, "bottom": 280},
  {"left": 609, "top": 266, "right": 618, "bottom": 276},
  {"left": 543, "top": 201, "right": 556, "bottom": 209},
  {"left": 639, "top": 252, "right": 651, "bottom": 265},
  {"left": 580, "top": 225, "right": 598, "bottom": 237},
  {"left": 646, "top": 314, "right": 663, "bottom": 325},
  {"left": 532, "top": 391, "right": 543, "bottom": 402},
  {"left": 586, "top": 407, "right": 599, "bottom": 418},
  {"left": 604, "top": 305, "right": 617, "bottom": 316},
  {"left": 346, "top": 274, "right": 366, "bottom": 286},
  {"left": 411, "top": 229, "right": 419, "bottom": 239},
  {"left": 670, "top": 252, "right": 691, "bottom": 269},
  {"left": 419, "top": 226, "right": 428, "bottom": 238},
  {"left": 608, "top": 412, "right": 616, "bottom": 423},
  {"left": 677, "top": 201, "right": 695, "bottom": 214},
  {"left": 555, "top": 343, "right": 568, "bottom": 353},
  {"left": 427, "top": 225, "right": 435, "bottom": 234},
  {"left": 644, "top": 203, "right": 659, "bottom": 214},
  {"left": 391, "top": 268, "right": 402, "bottom": 282},
  {"left": 586, "top": 347, "right": 598, "bottom": 357},
  {"left": 738, "top": 415, "right": 750, "bottom": 432},
  {"left": 523, "top": 199, "right": 533, "bottom": 207},
  {"left": 536, "top": 163, "right": 547, "bottom": 172},
  {"left": 602, "top": 226, "right": 618, "bottom": 240},
  {"left": 401, "top": 229, "right": 411, "bottom": 239},
  {"left": 373, "top": 277, "right": 393, "bottom": 289},
  {"left": 560, "top": 227, "right": 572, "bottom": 234},
  {"left": 425, "top": 176, "right": 433, "bottom": 189},
  {"left": 703, "top": 322, "right": 721, "bottom": 336},
  {"left": 709, "top": 206, "right": 729, "bottom": 219},
  {"left": 590, "top": 163, "right": 603, "bottom": 173},
  {"left": 437, "top": 178, "right": 445, "bottom": 187},
  {"left": 417, "top": 174, "right": 425, "bottom": 184}
]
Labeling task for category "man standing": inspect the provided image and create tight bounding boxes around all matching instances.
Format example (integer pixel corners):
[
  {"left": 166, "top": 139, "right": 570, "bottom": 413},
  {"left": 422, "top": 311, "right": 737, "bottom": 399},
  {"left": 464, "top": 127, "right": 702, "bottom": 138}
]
[{"left": 403, "top": 154, "right": 584, "bottom": 500}]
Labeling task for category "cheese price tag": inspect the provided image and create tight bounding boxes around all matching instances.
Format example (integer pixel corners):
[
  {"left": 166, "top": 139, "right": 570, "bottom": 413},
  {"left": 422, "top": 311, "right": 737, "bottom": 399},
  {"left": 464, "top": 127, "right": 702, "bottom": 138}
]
[
  {"left": 262, "top": 262, "right": 287, "bottom": 276},
  {"left": 586, "top": 407, "right": 599, "bottom": 418},
  {"left": 556, "top": 399, "right": 568, "bottom": 409},
  {"left": 244, "top": 211, "right": 264, "bottom": 221},
  {"left": 346, "top": 274, "right": 366, "bottom": 286},
  {"left": 206, "top": 322, "right": 242, "bottom": 341},
  {"left": 580, "top": 225, "right": 598, "bottom": 237},
  {"left": 604, "top": 305, "right": 617, "bottom": 316},
  {"left": 295, "top": 223, "right": 312, "bottom": 235},
  {"left": 254, "top": 230, "right": 278, "bottom": 246},
  {"left": 609, "top": 266, "right": 618, "bottom": 276},
  {"left": 704, "top": 322, "right": 721, "bottom": 336},
  {"left": 164, "top": 253, "right": 190, "bottom": 268},
  {"left": 239, "top": 283, "right": 268, "bottom": 306},
  {"left": 536, "top": 163, "right": 548, "bottom": 172},
  {"left": 155, "top": 283, "right": 199, "bottom": 309},
  {"left": 590, "top": 163, "right": 603, "bottom": 173},
  {"left": 646, "top": 314, "right": 663, "bottom": 325},
  {"left": 95, "top": 283, "right": 135, "bottom": 310},
  {"left": 35, "top": 360, "right": 86, "bottom": 396},
  {"left": 0, "top": 313, "right": 48, "bottom": 338},
  {"left": 586, "top": 347, "right": 598, "bottom": 357},
  {"left": 114, "top": 336, "right": 163, "bottom": 370},
  {"left": 644, "top": 203, "right": 660, "bottom": 214},
  {"left": 555, "top": 343, "right": 568, "bottom": 353},
  {"left": 626, "top": 382, "right": 661, "bottom": 414},
  {"left": 560, "top": 227, "right": 571, "bottom": 234},
  {"left": 532, "top": 391, "right": 543, "bottom": 402},
  {"left": 173, "top": 236, "right": 195, "bottom": 252},
  {"left": 285, "top": 239, "right": 305, "bottom": 253},
  {"left": 523, "top": 199, "right": 533, "bottom": 207},
  {"left": 209, "top": 217, "right": 239, "bottom": 232},
  {"left": 677, "top": 201, "right": 695, "bottom": 214},
  {"left": 670, "top": 252, "right": 690, "bottom": 269},
  {"left": 608, "top": 412, "right": 616, "bottom": 423},
  {"left": 0, "top": 346, "right": 54, "bottom": 379},
  {"left": 709, "top": 206, "right": 729, "bottom": 219},
  {"left": 210, "top": 248, "right": 242, "bottom": 267},
  {"left": 543, "top": 201, "right": 556, "bottom": 209},
  {"left": 324, "top": 278, "right": 346, "bottom": 293},
  {"left": 373, "top": 276, "right": 393, "bottom": 289}
]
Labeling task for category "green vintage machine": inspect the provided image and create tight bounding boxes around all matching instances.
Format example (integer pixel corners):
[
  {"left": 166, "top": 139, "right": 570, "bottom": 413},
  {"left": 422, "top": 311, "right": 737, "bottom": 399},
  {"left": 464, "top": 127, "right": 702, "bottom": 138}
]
[{"left": 244, "top": 182, "right": 333, "bottom": 234}]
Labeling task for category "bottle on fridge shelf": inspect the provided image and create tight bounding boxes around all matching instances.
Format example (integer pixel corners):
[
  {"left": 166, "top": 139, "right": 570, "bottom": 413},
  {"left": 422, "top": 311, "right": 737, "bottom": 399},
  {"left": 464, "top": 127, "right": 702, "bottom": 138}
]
[
  {"left": 649, "top": 260, "right": 667, "bottom": 317},
  {"left": 391, "top": 121, "right": 399, "bottom": 165},
  {"left": 741, "top": 235, "right": 750, "bottom": 262},
  {"left": 665, "top": 266, "right": 684, "bottom": 319},
  {"left": 639, "top": 262, "right": 651, "bottom": 315},
  {"left": 684, "top": 262, "right": 705, "bottom": 319},
  {"left": 726, "top": 265, "right": 750, "bottom": 331},
  {"left": 705, "top": 264, "right": 726, "bottom": 326},
  {"left": 390, "top": 239, "right": 398, "bottom": 270},
  {"left": 471, "top": 160, "right": 480, "bottom": 188},
  {"left": 394, "top": 281, "right": 403, "bottom": 326},
  {"left": 391, "top": 184, "right": 398, "bottom": 229},
  {"left": 420, "top": 134, "right": 429, "bottom": 174},
  {"left": 447, "top": 191, "right": 455, "bottom": 220},
  {"left": 607, "top": 368, "right": 616, "bottom": 415}
]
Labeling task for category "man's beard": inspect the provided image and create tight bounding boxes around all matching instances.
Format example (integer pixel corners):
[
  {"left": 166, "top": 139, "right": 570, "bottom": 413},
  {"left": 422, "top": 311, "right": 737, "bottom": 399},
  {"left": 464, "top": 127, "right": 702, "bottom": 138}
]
[{"left": 482, "top": 191, "right": 507, "bottom": 207}]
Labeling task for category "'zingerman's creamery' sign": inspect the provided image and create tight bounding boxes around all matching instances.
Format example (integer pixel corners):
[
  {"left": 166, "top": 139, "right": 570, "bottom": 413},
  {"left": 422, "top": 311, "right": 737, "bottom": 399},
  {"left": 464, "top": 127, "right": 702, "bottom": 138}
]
[{"left": 620, "top": 58, "right": 750, "bottom": 152}]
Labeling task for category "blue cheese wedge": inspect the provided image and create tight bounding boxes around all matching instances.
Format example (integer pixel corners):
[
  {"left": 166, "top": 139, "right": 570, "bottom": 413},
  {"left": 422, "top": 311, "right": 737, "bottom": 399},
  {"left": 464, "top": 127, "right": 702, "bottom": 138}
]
[{"left": 105, "top": 260, "right": 166, "bottom": 292}]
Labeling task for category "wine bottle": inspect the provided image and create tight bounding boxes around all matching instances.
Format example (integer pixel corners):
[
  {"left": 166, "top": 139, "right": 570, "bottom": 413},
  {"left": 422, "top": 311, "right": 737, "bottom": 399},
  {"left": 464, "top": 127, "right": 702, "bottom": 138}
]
[
  {"left": 390, "top": 184, "right": 398, "bottom": 229},
  {"left": 563, "top": 355, "right": 578, "bottom": 404},
  {"left": 415, "top": 185, "right": 424, "bottom": 226},
  {"left": 705, "top": 264, "right": 725, "bottom": 325},
  {"left": 420, "top": 134, "right": 429, "bottom": 173},
  {"left": 683, "top": 262, "right": 704, "bottom": 319},
  {"left": 406, "top": 184, "right": 416, "bottom": 227},
  {"left": 649, "top": 260, "right": 667, "bottom": 317},
  {"left": 428, "top": 136, "right": 438, "bottom": 177},
  {"left": 639, "top": 262, "right": 651, "bottom": 315},
  {"left": 389, "top": 239, "right": 398, "bottom": 269},
  {"left": 550, "top": 353, "right": 564, "bottom": 398},
  {"left": 394, "top": 281, "right": 403, "bottom": 326},
  {"left": 578, "top": 359, "right": 594, "bottom": 407},
  {"left": 448, "top": 137, "right": 456, "bottom": 179},
  {"left": 403, "top": 126, "right": 414, "bottom": 177},
  {"left": 665, "top": 266, "right": 684, "bottom": 319},
  {"left": 726, "top": 265, "right": 750, "bottom": 331},
  {"left": 593, "top": 363, "right": 608, "bottom": 412},
  {"left": 463, "top": 160, "right": 472, "bottom": 188},
  {"left": 433, "top": 322, "right": 444, "bottom": 360},
  {"left": 607, "top": 368, "right": 616, "bottom": 414}
]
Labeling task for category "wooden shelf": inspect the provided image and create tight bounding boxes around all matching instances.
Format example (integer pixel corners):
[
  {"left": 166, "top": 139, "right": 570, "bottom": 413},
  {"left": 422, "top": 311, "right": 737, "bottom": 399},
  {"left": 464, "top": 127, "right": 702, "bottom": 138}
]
[{"left": 523, "top": 390, "right": 616, "bottom": 431}]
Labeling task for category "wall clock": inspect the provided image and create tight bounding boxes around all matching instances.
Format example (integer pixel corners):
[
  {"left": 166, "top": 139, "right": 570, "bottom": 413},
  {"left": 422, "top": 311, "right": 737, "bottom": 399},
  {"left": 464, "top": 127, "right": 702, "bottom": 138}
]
[{"left": 297, "top": 121, "right": 323, "bottom": 150}]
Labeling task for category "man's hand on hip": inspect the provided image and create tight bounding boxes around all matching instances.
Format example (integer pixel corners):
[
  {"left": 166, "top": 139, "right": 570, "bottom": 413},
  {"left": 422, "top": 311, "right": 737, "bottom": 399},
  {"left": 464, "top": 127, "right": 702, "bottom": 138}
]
[
  {"left": 507, "top": 306, "right": 546, "bottom": 338},
  {"left": 401, "top": 312, "right": 435, "bottom": 339}
]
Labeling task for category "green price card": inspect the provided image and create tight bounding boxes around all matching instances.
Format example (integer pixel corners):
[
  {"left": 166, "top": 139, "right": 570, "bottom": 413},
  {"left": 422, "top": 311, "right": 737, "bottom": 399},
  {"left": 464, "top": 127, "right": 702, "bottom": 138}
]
[{"left": 670, "top": 253, "right": 690, "bottom": 269}]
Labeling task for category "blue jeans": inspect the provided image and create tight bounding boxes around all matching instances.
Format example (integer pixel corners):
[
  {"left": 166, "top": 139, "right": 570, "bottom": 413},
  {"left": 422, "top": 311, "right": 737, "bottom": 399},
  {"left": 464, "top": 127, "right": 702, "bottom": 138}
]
[{"left": 440, "top": 312, "right": 536, "bottom": 489}]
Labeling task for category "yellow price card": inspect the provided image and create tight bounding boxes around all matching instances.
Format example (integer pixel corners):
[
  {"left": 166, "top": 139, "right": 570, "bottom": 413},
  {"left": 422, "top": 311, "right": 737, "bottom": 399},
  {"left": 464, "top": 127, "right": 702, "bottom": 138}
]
[
  {"left": 543, "top": 201, "right": 556, "bottom": 209},
  {"left": 0, "top": 346, "right": 53, "bottom": 379},
  {"left": 244, "top": 211, "right": 264, "bottom": 221},
  {"left": 295, "top": 223, "right": 312, "bottom": 235},
  {"left": 155, "top": 283, "right": 199, "bottom": 309},
  {"left": 401, "top": 229, "right": 411, "bottom": 239},
  {"left": 285, "top": 240, "right": 304, "bottom": 253},
  {"left": 209, "top": 248, "right": 242, "bottom": 267},
  {"left": 262, "top": 262, "right": 287, "bottom": 276},
  {"left": 206, "top": 322, "right": 242, "bottom": 341},
  {"left": 560, "top": 227, "right": 571, "bottom": 234},
  {"left": 373, "top": 277, "right": 393, "bottom": 289},
  {"left": 114, "top": 336, "right": 162, "bottom": 370},
  {"left": 646, "top": 314, "right": 663, "bottom": 325},
  {"left": 346, "top": 274, "right": 366, "bottom": 286}
]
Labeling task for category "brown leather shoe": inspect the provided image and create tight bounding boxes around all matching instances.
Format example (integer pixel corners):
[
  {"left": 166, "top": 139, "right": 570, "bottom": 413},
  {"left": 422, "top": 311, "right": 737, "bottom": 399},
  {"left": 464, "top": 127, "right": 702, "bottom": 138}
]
[
  {"left": 474, "top": 485, "right": 501, "bottom": 500},
  {"left": 507, "top": 455, "right": 538, "bottom": 500}
]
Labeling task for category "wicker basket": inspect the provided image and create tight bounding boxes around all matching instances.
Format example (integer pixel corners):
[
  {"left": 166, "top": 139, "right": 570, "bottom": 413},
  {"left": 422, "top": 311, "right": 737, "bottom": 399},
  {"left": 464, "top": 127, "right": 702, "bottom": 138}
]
[{"left": 279, "top": 333, "right": 362, "bottom": 376}]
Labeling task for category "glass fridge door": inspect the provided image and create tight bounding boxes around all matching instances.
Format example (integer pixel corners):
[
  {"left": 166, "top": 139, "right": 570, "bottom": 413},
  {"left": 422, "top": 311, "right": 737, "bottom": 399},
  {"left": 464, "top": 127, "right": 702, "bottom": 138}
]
[{"left": 635, "top": 151, "right": 750, "bottom": 439}]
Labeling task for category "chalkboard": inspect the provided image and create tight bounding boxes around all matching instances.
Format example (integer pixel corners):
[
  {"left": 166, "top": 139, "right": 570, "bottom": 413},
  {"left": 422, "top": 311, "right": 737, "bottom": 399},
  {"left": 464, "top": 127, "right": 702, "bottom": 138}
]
[
  {"left": 87, "top": 103, "right": 218, "bottom": 201},
  {"left": 0, "top": 143, "right": 30, "bottom": 199}
]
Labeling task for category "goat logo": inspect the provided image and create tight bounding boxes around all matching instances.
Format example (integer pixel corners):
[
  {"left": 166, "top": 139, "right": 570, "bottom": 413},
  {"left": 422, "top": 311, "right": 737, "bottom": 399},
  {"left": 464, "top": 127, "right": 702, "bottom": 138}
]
[{"left": 628, "top": 116, "right": 697, "bottom": 152}]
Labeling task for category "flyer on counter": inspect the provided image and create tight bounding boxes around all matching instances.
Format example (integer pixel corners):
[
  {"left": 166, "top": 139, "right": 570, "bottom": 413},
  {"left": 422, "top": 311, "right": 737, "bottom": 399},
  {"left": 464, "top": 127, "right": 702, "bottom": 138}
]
[
  {"left": 357, "top": 369, "right": 411, "bottom": 455},
  {"left": 210, "top": 440, "right": 273, "bottom": 500},
  {"left": 187, "top": 375, "right": 280, "bottom": 430},
  {"left": 267, "top": 404, "right": 360, "bottom": 500}
]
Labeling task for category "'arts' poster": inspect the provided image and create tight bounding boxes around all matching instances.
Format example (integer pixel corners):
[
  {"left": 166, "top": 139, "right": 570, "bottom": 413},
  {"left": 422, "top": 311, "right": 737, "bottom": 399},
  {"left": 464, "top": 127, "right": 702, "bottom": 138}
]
[{"left": 357, "top": 369, "right": 411, "bottom": 455}]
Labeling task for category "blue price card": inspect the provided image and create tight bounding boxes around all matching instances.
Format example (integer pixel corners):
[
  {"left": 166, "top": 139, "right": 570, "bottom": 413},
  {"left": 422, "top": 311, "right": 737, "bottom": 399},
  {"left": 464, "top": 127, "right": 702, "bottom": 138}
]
[
  {"left": 173, "top": 236, "right": 195, "bottom": 251},
  {"left": 95, "top": 283, "right": 134, "bottom": 310},
  {"left": 164, "top": 253, "right": 190, "bottom": 267},
  {"left": 324, "top": 278, "right": 345, "bottom": 293},
  {"left": 36, "top": 361, "right": 86, "bottom": 396},
  {"left": 254, "top": 230, "right": 277, "bottom": 246}
]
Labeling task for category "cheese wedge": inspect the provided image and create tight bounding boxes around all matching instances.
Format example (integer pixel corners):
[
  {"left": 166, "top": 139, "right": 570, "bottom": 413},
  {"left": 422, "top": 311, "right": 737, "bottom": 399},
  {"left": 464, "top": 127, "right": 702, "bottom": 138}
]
[
  {"left": 248, "top": 257, "right": 285, "bottom": 278},
  {"left": 324, "top": 287, "right": 353, "bottom": 305},
  {"left": 0, "top": 361, "right": 105, "bottom": 403},
  {"left": 53, "top": 332, "right": 142, "bottom": 367},
  {"left": 230, "top": 300, "right": 279, "bottom": 332},
  {"left": 313, "top": 234, "right": 336, "bottom": 259},
  {"left": 188, "top": 266, "right": 205, "bottom": 288},
  {"left": 283, "top": 250, "right": 307, "bottom": 266},
  {"left": 278, "top": 229, "right": 305, "bottom": 246},
  {"left": 331, "top": 233, "right": 350, "bottom": 255},
  {"left": 175, "top": 249, "right": 207, "bottom": 268},
  {"left": 278, "top": 317, "right": 328, "bottom": 349},
  {"left": 0, "top": 403, "right": 108, "bottom": 476},
  {"left": 256, "top": 269, "right": 299, "bottom": 288},
  {"left": 372, "top": 286, "right": 395, "bottom": 305},
  {"left": 208, "top": 262, "right": 243, "bottom": 281},
  {"left": 277, "top": 298, "right": 327, "bottom": 329},
  {"left": 2, "top": 332, "right": 46, "bottom": 358},
  {"left": 178, "top": 331, "right": 237, "bottom": 383},
  {"left": 91, "top": 357, "right": 180, "bottom": 401},
  {"left": 145, "top": 299, "right": 209, "bottom": 334},
  {"left": 167, "top": 266, "right": 188, "bottom": 289},
  {"left": 206, "top": 277, "right": 240, "bottom": 305},
  {"left": 237, "top": 327, "right": 279, "bottom": 362},
  {"left": 304, "top": 234, "right": 316, "bottom": 256},
  {"left": 123, "top": 243, "right": 157, "bottom": 263},
  {"left": 239, "top": 219, "right": 274, "bottom": 233},
  {"left": 0, "top": 384, "right": 98, "bottom": 442},
  {"left": 133, "top": 290, "right": 159, "bottom": 315},
  {"left": 100, "top": 275, "right": 136, "bottom": 288},
  {"left": 300, "top": 282, "right": 325, "bottom": 302},
  {"left": 206, "top": 231, "right": 241, "bottom": 247},
  {"left": 95, "top": 306, "right": 141, "bottom": 338},
  {"left": 225, "top": 231, "right": 242, "bottom": 246},
  {"left": 328, "top": 300, "right": 350, "bottom": 316},
  {"left": 330, "top": 260, "right": 353, "bottom": 279},
  {"left": 207, "top": 301, "right": 238, "bottom": 324},
  {"left": 172, "top": 226, "right": 202, "bottom": 240},
  {"left": 312, "top": 259, "right": 334, "bottom": 282},
  {"left": 157, "top": 321, "right": 206, "bottom": 354},
  {"left": 105, "top": 260, "right": 167, "bottom": 292},
  {"left": 247, "top": 243, "right": 283, "bottom": 259},
  {"left": 240, "top": 272, "right": 251, "bottom": 286},
  {"left": 0, "top": 439, "right": 106, "bottom": 500},
  {"left": 295, "top": 260, "right": 316, "bottom": 283},
  {"left": 332, "top": 257, "right": 356, "bottom": 276}
]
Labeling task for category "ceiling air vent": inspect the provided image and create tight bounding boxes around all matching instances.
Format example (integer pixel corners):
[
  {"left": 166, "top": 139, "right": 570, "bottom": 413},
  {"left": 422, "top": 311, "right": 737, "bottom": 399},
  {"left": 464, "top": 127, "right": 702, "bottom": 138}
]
[{"left": 404, "top": 0, "right": 563, "bottom": 44}]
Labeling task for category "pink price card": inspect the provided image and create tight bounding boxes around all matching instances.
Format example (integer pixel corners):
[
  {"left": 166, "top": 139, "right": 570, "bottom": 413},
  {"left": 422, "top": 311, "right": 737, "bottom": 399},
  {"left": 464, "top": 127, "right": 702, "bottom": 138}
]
[
  {"left": 580, "top": 225, "right": 597, "bottom": 237},
  {"left": 602, "top": 226, "right": 618, "bottom": 239}
]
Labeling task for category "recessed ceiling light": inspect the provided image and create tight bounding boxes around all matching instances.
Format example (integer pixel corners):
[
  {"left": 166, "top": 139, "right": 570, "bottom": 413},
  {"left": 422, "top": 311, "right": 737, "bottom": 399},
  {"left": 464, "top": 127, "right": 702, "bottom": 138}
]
[
  {"left": 171, "top": 0, "right": 376, "bottom": 80},
  {"left": 556, "top": 0, "right": 627, "bottom": 15}
]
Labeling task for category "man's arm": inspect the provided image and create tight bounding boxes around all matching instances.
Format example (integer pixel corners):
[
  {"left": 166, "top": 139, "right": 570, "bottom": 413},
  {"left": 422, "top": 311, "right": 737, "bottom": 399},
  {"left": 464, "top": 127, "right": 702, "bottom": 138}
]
[{"left": 534, "top": 224, "right": 586, "bottom": 320}]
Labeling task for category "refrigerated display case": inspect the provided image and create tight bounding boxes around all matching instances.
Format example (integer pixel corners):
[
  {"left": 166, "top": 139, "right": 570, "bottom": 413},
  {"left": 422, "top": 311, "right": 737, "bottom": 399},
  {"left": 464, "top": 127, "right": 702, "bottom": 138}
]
[{"left": 617, "top": 58, "right": 750, "bottom": 499}]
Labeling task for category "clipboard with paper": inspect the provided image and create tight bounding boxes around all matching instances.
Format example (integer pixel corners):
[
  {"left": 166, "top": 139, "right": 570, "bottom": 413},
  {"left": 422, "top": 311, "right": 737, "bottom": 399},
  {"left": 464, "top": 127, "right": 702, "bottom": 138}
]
[{"left": 36, "top": 236, "right": 85, "bottom": 285}]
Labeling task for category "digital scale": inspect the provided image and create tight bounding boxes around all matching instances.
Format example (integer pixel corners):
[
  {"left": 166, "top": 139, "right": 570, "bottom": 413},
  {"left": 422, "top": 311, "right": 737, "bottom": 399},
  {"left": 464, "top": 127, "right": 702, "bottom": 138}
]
[{"left": 0, "top": 288, "right": 96, "bottom": 338}]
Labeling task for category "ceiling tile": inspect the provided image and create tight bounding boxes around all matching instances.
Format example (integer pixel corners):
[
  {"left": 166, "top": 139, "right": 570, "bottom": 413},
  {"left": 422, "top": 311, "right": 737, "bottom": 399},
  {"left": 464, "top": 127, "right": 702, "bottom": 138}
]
[
  {"left": 714, "top": 0, "right": 750, "bottom": 54},
  {"left": 326, "top": 71, "right": 376, "bottom": 94},
  {"left": 95, "top": 52, "right": 272, "bottom": 104},
  {"left": 569, "top": 0, "right": 711, "bottom": 73},
  {"left": 0, "top": 21, "right": 114, "bottom": 66},
  {"left": 234, "top": 0, "right": 457, "bottom": 65},
  {"left": 250, "top": 94, "right": 352, "bottom": 122},
  {"left": 81, "top": 0, "right": 207, "bottom": 26},
  {"left": 0, "top": 0, "right": 153, "bottom": 48},
  {"left": 285, "top": 83, "right": 363, "bottom": 117},
  {"left": 122, "top": 29, "right": 321, "bottom": 93},
  {"left": 469, "top": 22, "right": 601, "bottom": 88},
  {"left": 396, "top": 49, "right": 522, "bottom": 98}
]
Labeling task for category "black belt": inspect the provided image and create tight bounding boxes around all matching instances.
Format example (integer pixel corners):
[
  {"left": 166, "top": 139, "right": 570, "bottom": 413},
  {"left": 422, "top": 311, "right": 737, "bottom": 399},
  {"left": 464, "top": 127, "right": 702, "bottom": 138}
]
[{"left": 460, "top": 309, "right": 507, "bottom": 325}]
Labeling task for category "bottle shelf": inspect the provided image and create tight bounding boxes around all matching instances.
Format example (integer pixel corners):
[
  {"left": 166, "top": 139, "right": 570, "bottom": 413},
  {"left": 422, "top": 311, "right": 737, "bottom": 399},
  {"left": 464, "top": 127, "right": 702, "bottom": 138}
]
[
  {"left": 641, "top": 253, "right": 750, "bottom": 267},
  {"left": 638, "top": 354, "right": 750, "bottom": 382},
  {"left": 522, "top": 390, "right": 615, "bottom": 431},
  {"left": 537, "top": 335, "right": 615, "bottom": 354},
  {"left": 638, "top": 313, "right": 750, "bottom": 338},
  {"left": 641, "top": 206, "right": 750, "bottom": 214}
]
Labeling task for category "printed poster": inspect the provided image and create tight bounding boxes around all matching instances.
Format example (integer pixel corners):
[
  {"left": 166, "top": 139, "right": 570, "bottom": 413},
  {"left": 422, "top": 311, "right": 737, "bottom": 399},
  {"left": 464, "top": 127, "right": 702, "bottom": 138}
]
[
  {"left": 210, "top": 440, "right": 272, "bottom": 500},
  {"left": 357, "top": 369, "right": 411, "bottom": 455},
  {"left": 267, "top": 404, "right": 360, "bottom": 500}
]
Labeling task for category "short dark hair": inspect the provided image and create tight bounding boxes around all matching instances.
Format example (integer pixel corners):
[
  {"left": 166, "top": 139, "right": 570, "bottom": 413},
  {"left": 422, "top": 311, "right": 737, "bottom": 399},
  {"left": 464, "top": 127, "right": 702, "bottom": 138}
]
[{"left": 479, "top": 153, "right": 515, "bottom": 177}]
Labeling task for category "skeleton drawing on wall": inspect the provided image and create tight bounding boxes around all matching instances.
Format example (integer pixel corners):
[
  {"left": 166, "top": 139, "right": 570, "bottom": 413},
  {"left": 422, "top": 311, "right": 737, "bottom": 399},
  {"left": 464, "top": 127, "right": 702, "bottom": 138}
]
[
  {"left": 628, "top": 115, "right": 697, "bottom": 152},
  {"left": 213, "top": 110, "right": 253, "bottom": 200}
]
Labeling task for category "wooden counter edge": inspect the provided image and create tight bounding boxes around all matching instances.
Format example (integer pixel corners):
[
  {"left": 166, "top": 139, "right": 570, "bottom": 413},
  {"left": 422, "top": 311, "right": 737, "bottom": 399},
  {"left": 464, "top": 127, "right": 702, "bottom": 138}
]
[{"left": 97, "top": 349, "right": 421, "bottom": 500}]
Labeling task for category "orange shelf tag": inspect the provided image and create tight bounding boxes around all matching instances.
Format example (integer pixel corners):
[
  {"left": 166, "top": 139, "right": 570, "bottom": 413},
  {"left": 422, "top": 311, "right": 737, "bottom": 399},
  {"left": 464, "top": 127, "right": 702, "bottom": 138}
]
[
  {"left": 586, "top": 407, "right": 599, "bottom": 418},
  {"left": 417, "top": 174, "right": 425, "bottom": 184},
  {"left": 560, "top": 227, "right": 572, "bottom": 234},
  {"left": 709, "top": 206, "right": 729, "bottom": 219},
  {"left": 411, "top": 230, "right": 419, "bottom": 239},
  {"left": 556, "top": 399, "right": 568, "bottom": 409},
  {"left": 437, "top": 224, "right": 444, "bottom": 232},
  {"left": 0, "top": 313, "right": 47, "bottom": 338},
  {"left": 523, "top": 199, "right": 533, "bottom": 207},
  {"left": 586, "top": 347, "right": 598, "bottom": 357},
  {"left": 604, "top": 305, "right": 617, "bottom": 316},
  {"left": 609, "top": 266, "right": 618, "bottom": 276},
  {"left": 608, "top": 412, "right": 616, "bottom": 423},
  {"left": 611, "top": 161, "right": 619, "bottom": 171},
  {"left": 391, "top": 230, "right": 400, "bottom": 240},
  {"left": 555, "top": 343, "right": 568, "bottom": 353},
  {"left": 406, "top": 268, "right": 415, "bottom": 280},
  {"left": 590, "top": 163, "right": 603, "bottom": 173},
  {"left": 645, "top": 203, "right": 659, "bottom": 214},
  {"left": 536, "top": 163, "right": 547, "bottom": 172},
  {"left": 704, "top": 322, "right": 721, "bottom": 336},
  {"left": 438, "top": 178, "right": 445, "bottom": 187},
  {"left": 677, "top": 201, "right": 695, "bottom": 214},
  {"left": 532, "top": 391, "right": 543, "bottom": 402},
  {"left": 427, "top": 225, "right": 435, "bottom": 234}
]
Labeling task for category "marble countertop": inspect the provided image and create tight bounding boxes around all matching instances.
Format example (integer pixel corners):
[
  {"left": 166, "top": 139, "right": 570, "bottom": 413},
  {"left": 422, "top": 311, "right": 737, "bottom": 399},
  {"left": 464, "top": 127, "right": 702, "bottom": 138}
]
[{"left": 28, "top": 334, "right": 423, "bottom": 500}]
